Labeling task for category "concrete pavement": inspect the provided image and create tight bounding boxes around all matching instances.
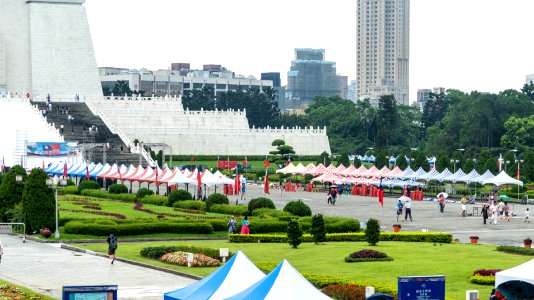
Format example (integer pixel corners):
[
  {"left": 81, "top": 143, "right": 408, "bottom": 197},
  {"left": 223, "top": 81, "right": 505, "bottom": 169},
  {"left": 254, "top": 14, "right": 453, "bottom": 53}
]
[{"left": 0, "top": 234, "right": 196, "bottom": 299}]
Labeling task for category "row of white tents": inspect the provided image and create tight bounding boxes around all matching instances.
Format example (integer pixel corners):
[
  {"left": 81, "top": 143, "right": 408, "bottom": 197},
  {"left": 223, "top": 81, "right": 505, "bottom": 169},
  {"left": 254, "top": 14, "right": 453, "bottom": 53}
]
[
  {"left": 276, "top": 163, "right": 523, "bottom": 188},
  {"left": 44, "top": 162, "right": 236, "bottom": 188},
  {"left": 164, "top": 251, "right": 331, "bottom": 300}
]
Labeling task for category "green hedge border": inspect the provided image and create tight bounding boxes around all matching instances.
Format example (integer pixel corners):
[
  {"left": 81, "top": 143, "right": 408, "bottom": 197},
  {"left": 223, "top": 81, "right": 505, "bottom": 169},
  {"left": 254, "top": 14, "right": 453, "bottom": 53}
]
[{"left": 228, "top": 232, "right": 453, "bottom": 243}]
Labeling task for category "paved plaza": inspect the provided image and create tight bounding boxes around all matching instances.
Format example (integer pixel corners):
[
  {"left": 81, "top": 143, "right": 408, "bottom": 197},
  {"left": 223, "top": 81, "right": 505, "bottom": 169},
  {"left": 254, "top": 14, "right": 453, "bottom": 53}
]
[{"left": 0, "top": 184, "right": 532, "bottom": 299}]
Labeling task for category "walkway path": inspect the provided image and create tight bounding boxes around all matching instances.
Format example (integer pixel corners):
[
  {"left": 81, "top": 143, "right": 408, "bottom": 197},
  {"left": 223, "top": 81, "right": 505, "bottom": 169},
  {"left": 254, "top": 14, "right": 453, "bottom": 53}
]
[{"left": 0, "top": 234, "right": 196, "bottom": 299}]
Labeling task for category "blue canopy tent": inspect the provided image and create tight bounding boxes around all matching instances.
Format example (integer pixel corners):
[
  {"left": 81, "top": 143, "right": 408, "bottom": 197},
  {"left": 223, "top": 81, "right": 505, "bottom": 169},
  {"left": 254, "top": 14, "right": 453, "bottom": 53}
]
[
  {"left": 225, "top": 259, "right": 331, "bottom": 300},
  {"left": 164, "top": 251, "right": 265, "bottom": 300}
]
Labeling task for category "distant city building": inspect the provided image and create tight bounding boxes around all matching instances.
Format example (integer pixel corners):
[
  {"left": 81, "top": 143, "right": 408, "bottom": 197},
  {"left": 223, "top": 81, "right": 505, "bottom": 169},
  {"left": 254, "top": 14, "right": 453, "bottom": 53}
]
[
  {"left": 415, "top": 87, "right": 446, "bottom": 109},
  {"left": 171, "top": 63, "right": 190, "bottom": 76},
  {"left": 261, "top": 72, "right": 286, "bottom": 110},
  {"left": 348, "top": 80, "right": 357, "bottom": 101},
  {"left": 356, "top": 0, "right": 410, "bottom": 105},
  {"left": 285, "top": 48, "right": 347, "bottom": 109},
  {"left": 100, "top": 66, "right": 273, "bottom": 98}
]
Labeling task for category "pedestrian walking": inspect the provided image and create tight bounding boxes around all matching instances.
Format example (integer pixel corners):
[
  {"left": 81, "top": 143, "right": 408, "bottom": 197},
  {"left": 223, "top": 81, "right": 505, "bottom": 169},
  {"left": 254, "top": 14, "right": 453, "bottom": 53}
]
[
  {"left": 482, "top": 204, "right": 489, "bottom": 225},
  {"left": 489, "top": 202, "right": 498, "bottom": 225},
  {"left": 240, "top": 216, "right": 250, "bottom": 234},
  {"left": 404, "top": 198, "right": 412, "bottom": 221},
  {"left": 396, "top": 199, "right": 404, "bottom": 221},
  {"left": 526, "top": 208, "right": 530, "bottom": 223},
  {"left": 460, "top": 195, "right": 468, "bottom": 217},
  {"left": 227, "top": 216, "right": 237, "bottom": 234},
  {"left": 106, "top": 233, "right": 118, "bottom": 264}
]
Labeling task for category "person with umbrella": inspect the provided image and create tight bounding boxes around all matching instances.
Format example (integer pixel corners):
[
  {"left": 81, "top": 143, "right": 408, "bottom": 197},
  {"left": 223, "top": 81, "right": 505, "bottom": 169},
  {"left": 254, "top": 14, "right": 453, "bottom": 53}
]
[
  {"left": 400, "top": 195, "right": 412, "bottom": 221},
  {"left": 396, "top": 198, "right": 404, "bottom": 221}
]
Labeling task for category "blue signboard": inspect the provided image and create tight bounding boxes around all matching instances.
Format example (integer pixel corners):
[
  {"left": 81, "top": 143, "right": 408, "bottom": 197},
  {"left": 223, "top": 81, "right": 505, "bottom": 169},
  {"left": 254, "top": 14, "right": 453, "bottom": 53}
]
[
  {"left": 62, "top": 285, "right": 118, "bottom": 300},
  {"left": 398, "top": 276, "right": 445, "bottom": 300}
]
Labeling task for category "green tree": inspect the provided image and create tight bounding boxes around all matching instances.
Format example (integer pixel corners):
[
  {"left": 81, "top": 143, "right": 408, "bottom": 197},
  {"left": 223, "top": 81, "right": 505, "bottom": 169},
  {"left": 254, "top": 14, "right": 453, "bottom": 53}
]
[
  {"left": 522, "top": 150, "right": 534, "bottom": 181},
  {"left": 268, "top": 140, "right": 296, "bottom": 167},
  {"left": 521, "top": 80, "right": 534, "bottom": 102},
  {"left": 182, "top": 86, "right": 216, "bottom": 110},
  {"left": 0, "top": 165, "right": 27, "bottom": 222},
  {"left": 317, "top": 151, "right": 331, "bottom": 166},
  {"left": 337, "top": 153, "right": 350, "bottom": 167},
  {"left": 435, "top": 152, "right": 450, "bottom": 172},
  {"left": 374, "top": 150, "right": 388, "bottom": 169},
  {"left": 501, "top": 115, "right": 534, "bottom": 150},
  {"left": 287, "top": 219, "right": 302, "bottom": 248},
  {"left": 218, "top": 88, "right": 280, "bottom": 128},
  {"left": 310, "top": 213, "right": 326, "bottom": 244},
  {"left": 376, "top": 95, "right": 399, "bottom": 147},
  {"left": 396, "top": 154, "right": 408, "bottom": 170},
  {"left": 22, "top": 169, "right": 55, "bottom": 234},
  {"left": 365, "top": 218, "right": 380, "bottom": 246},
  {"left": 112, "top": 80, "right": 133, "bottom": 96}
]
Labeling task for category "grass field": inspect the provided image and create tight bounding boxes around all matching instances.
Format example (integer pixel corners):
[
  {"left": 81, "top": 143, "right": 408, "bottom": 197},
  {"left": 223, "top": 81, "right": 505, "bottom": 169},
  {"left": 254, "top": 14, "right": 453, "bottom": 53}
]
[{"left": 78, "top": 239, "right": 531, "bottom": 299}]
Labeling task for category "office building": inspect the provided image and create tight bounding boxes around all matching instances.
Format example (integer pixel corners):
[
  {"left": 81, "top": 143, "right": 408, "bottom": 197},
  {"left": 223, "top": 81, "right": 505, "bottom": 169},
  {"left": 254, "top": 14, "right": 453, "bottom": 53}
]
[
  {"left": 286, "top": 48, "right": 347, "bottom": 109},
  {"left": 356, "top": 0, "right": 410, "bottom": 105}
]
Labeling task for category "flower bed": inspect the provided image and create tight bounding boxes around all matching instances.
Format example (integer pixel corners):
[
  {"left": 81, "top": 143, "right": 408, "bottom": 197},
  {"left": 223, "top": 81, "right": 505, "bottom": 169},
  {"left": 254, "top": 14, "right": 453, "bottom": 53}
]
[
  {"left": 321, "top": 284, "right": 366, "bottom": 300},
  {"left": 0, "top": 283, "right": 48, "bottom": 299},
  {"left": 469, "top": 269, "right": 501, "bottom": 285},
  {"left": 160, "top": 251, "right": 220, "bottom": 267},
  {"left": 345, "top": 249, "right": 393, "bottom": 262}
]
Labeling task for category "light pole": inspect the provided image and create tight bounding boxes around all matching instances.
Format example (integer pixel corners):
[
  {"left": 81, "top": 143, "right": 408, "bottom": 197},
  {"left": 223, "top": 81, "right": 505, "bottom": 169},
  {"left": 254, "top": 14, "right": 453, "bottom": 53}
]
[
  {"left": 515, "top": 159, "right": 524, "bottom": 201},
  {"left": 450, "top": 159, "right": 459, "bottom": 173},
  {"left": 46, "top": 178, "right": 67, "bottom": 239}
]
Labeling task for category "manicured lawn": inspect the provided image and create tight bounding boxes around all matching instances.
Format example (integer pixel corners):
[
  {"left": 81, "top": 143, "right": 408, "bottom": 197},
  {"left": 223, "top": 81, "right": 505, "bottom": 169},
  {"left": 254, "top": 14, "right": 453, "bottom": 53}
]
[{"left": 78, "top": 240, "right": 530, "bottom": 299}]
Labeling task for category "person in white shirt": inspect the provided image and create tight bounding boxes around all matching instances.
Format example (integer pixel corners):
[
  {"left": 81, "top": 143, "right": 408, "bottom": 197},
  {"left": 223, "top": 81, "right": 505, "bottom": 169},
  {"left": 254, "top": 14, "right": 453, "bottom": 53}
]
[
  {"left": 404, "top": 198, "right": 412, "bottom": 221},
  {"left": 489, "top": 202, "right": 498, "bottom": 225}
]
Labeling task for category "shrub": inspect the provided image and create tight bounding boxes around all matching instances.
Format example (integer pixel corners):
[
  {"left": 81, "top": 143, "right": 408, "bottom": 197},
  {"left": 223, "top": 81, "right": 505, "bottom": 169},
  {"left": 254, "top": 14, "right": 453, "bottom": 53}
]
[
  {"left": 63, "top": 186, "right": 78, "bottom": 195},
  {"left": 64, "top": 220, "right": 213, "bottom": 236},
  {"left": 229, "top": 232, "right": 453, "bottom": 243},
  {"left": 140, "top": 195, "right": 168, "bottom": 206},
  {"left": 248, "top": 197, "right": 275, "bottom": 213},
  {"left": 21, "top": 168, "right": 55, "bottom": 233},
  {"left": 77, "top": 180, "right": 100, "bottom": 194},
  {"left": 365, "top": 218, "right": 380, "bottom": 246},
  {"left": 473, "top": 269, "right": 501, "bottom": 276},
  {"left": 283, "top": 200, "right": 312, "bottom": 217},
  {"left": 325, "top": 218, "right": 360, "bottom": 233},
  {"left": 251, "top": 208, "right": 293, "bottom": 221},
  {"left": 205, "top": 193, "right": 229, "bottom": 209},
  {"left": 310, "top": 213, "right": 326, "bottom": 244},
  {"left": 173, "top": 200, "right": 206, "bottom": 211},
  {"left": 496, "top": 245, "right": 534, "bottom": 256},
  {"left": 161, "top": 252, "right": 220, "bottom": 267},
  {"left": 469, "top": 274, "right": 495, "bottom": 285},
  {"left": 345, "top": 249, "right": 393, "bottom": 262},
  {"left": 136, "top": 188, "right": 154, "bottom": 198},
  {"left": 209, "top": 204, "right": 248, "bottom": 216},
  {"left": 108, "top": 183, "right": 128, "bottom": 194},
  {"left": 168, "top": 189, "right": 193, "bottom": 207},
  {"left": 80, "top": 189, "right": 137, "bottom": 202},
  {"left": 322, "top": 284, "right": 366, "bottom": 300},
  {"left": 287, "top": 219, "right": 303, "bottom": 248}
]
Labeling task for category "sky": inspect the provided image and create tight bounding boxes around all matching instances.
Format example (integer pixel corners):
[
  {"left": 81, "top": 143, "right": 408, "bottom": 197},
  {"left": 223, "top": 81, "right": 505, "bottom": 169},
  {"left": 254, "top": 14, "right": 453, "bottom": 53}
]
[{"left": 84, "top": 0, "right": 534, "bottom": 103}]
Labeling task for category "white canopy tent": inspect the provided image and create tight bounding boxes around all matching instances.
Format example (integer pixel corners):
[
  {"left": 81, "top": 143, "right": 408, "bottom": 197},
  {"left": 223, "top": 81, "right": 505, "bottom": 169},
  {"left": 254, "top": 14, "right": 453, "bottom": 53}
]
[
  {"left": 482, "top": 170, "right": 523, "bottom": 186},
  {"left": 495, "top": 259, "right": 534, "bottom": 299}
]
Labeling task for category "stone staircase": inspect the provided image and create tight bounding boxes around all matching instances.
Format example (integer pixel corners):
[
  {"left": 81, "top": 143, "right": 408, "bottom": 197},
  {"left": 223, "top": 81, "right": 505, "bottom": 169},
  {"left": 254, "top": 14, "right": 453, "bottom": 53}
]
[{"left": 32, "top": 101, "right": 146, "bottom": 165}]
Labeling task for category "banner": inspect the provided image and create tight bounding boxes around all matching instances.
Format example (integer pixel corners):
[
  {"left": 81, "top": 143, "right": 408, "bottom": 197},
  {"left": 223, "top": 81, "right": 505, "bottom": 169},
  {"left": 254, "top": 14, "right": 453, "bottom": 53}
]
[
  {"left": 218, "top": 160, "right": 237, "bottom": 170},
  {"left": 27, "top": 142, "right": 75, "bottom": 157}
]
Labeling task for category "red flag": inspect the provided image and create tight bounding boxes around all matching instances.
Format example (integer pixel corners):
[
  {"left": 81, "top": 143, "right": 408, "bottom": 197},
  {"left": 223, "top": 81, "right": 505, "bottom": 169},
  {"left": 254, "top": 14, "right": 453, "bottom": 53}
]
[
  {"left": 264, "top": 171, "right": 270, "bottom": 194},
  {"left": 155, "top": 166, "right": 159, "bottom": 185},
  {"left": 197, "top": 167, "right": 202, "bottom": 190},
  {"left": 63, "top": 163, "right": 67, "bottom": 178},
  {"left": 377, "top": 177, "right": 384, "bottom": 207},
  {"left": 243, "top": 156, "right": 248, "bottom": 167},
  {"left": 118, "top": 166, "right": 122, "bottom": 181},
  {"left": 517, "top": 163, "right": 520, "bottom": 180},
  {"left": 234, "top": 173, "right": 240, "bottom": 194},
  {"left": 85, "top": 165, "right": 90, "bottom": 180},
  {"left": 285, "top": 157, "right": 291, "bottom": 167},
  {"left": 264, "top": 159, "right": 270, "bottom": 169}
]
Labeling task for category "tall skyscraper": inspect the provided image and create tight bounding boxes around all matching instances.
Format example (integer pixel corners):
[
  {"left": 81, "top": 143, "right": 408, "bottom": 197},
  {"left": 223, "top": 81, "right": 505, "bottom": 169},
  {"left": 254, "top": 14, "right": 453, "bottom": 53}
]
[
  {"left": 356, "top": 0, "right": 410, "bottom": 105},
  {"left": 286, "top": 48, "right": 347, "bottom": 109}
]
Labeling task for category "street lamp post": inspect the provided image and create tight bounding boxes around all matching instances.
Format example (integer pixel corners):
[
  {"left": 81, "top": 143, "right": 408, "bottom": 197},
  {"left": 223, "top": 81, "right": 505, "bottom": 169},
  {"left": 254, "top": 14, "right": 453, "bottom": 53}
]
[
  {"left": 515, "top": 159, "right": 524, "bottom": 202},
  {"left": 46, "top": 178, "right": 67, "bottom": 239},
  {"left": 451, "top": 159, "right": 459, "bottom": 173}
]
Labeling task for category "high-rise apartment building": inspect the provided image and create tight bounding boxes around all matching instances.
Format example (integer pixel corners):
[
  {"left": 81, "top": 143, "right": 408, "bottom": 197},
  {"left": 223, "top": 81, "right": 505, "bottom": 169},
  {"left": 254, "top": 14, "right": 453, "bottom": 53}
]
[
  {"left": 356, "top": 0, "right": 410, "bottom": 105},
  {"left": 286, "top": 48, "right": 347, "bottom": 109}
]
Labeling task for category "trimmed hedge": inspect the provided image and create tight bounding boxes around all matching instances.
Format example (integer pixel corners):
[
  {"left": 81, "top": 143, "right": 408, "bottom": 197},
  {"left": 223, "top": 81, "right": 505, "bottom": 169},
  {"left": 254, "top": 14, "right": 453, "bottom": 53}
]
[
  {"left": 251, "top": 208, "right": 294, "bottom": 221},
  {"left": 80, "top": 189, "right": 137, "bottom": 202},
  {"left": 136, "top": 188, "right": 154, "bottom": 198},
  {"left": 78, "top": 180, "right": 100, "bottom": 194},
  {"left": 63, "top": 186, "right": 78, "bottom": 195},
  {"left": 496, "top": 245, "right": 534, "bottom": 256},
  {"left": 206, "top": 219, "right": 228, "bottom": 231},
  {"left": 248, "top": 197, "right": 275, "bottom": 213},
  {"left": 209, "top": 204, "right": 248, "bottom": 216},
  {"left": 228, "top": 232, "right": 453, "bottom": 243},
  {"left": 235, "top": 219, "right": 289, "bottom": 234},
  {"left": 173, "top": 200, "right": 206, "bottom": 211},
  {"left": 140, "top": 245, "right": 233, "bottom": 261},
  {"left": 108, "top": 184, "right": 128, "bottom": 194},
  {"left": 140, "top": 195, "right": 168, "bottom": 206},
  {"left": 205, "top": 193, "right": 229, "bottom": 209},
  {"left": 168, "top": 189, "right": 193, "bottom": 207},
  {"left": 64, "top": 220, "right": 213, "bottom": 236},
  {"left": 469, "top": 274, "right": 495, "bottom": 285}
]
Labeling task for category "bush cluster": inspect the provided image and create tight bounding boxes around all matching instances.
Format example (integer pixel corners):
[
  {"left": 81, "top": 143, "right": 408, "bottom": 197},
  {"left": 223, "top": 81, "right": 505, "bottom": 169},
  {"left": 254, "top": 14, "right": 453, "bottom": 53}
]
[
  {"left": 251, "top": 208, "right": 294, "bottom": 221},
  {"left": 136, "top": 188, "right": 154, "bottom": 198},
  {"left": 77, "top": 180, "right": 100, "bottom": 194},
  {"left": 473, "top": 269, "right": 501, "bottom": 276},
  {"left": 140, "top": 245, "right": 233, "bottom": 260},
  {"left": 168, "top": 189, "right": 193, "bottom": 207},
  {"left": 283, "top": 200, "right": 312, "bottom": 217},
  {"left": 209, "top": 204, "right": 248, "bottom": 216},
  {"left": 229, "top": 232, "right": 453, "bottom": 243},
  {"left": 63, "top": 186, "right": 78, "bottom": 195},
  {"left": 140, "top": 195, "right": 168, "bottom": 206},
  {"left": 469, "top": 274, "right": 496, "bottom": 285},
  {"left": 173, "top": 200, "right": 206, "bottom": 211},
  {"left": 108, "top": 184, "right": 128, "bottom": 194},
  {"left": 160, "top": 252, "right": 220, "bottom": 267},
  {"left": 64, "top": 220, "right": 213, "bottom": 236},
  {"left": 248, "top": 197, "right": 275, "bottom": 213},
  {"left": 205, "top": 193, "right": 229, "bottom": 209}
]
